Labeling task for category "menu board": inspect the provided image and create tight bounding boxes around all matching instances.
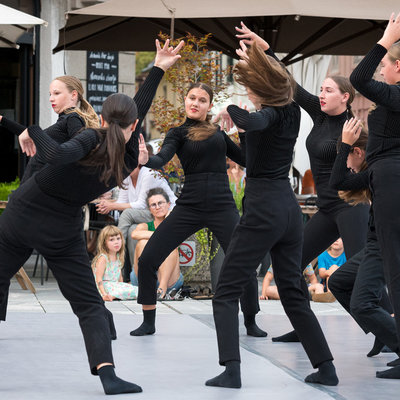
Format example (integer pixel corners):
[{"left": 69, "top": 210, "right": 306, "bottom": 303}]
[{"left": 87, "top": 51, "right": 119, "bottom": 113}]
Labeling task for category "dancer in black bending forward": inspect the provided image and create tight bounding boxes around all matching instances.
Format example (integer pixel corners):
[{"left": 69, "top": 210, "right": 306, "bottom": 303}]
[
  {"left": 206, "top": 43, "right": 338, "bottom": 389},
  {"left": 131, "top": 81, "right": 264, "bottom": 338},
  {"left": 0, "top": 39, "right": 183, "bottom": 395}
]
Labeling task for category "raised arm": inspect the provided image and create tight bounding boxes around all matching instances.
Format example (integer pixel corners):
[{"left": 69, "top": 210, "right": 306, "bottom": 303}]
[
  {"left": 0, "top": 116, "right": 26, "bottom": 135},
  {"left": 227, "top": 104, "right": 278, "bottom": 132}
]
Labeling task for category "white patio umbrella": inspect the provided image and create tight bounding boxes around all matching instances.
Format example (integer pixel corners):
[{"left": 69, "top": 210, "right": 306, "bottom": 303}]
[{"left": 0, "top": 4, "right": 47, "bottom": 49}]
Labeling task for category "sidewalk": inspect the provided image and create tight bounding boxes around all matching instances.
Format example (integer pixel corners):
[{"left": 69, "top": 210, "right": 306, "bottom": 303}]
[{"left": 2, "top": 256, "right": 398, "bottom": 400}]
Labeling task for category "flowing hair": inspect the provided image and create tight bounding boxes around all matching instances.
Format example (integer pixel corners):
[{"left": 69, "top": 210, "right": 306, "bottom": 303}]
[
  {"left": 54, "top": 75, "right": 100, "bottom": 129},
  {"left": 93, "top": 225, "right": 125, "bottom": 269},
  {"left": 336, "top": 127, "right": 371, "bottom": 205},
  {"left": 80, "top": 93, "right": 138, "bottom": 188},
  {"left": 233, "top": 43, "right": 295, "bottom": 107},
  {"left": 185, "top": 82, "right": 218, "bottom": 141}
]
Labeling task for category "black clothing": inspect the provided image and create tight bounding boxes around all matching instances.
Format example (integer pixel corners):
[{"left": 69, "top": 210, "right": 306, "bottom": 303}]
[
  {"left": 212, "top": 103, "right": 333, "bottom": 368},
  {"left": 328, "top": 141, "right": 397, "bottom": 352},
  {"left": 0, "top": 66, "right": 164, "bottom": 372},
  {"left": 1, "top": 111, "right": 86, "bottom": 183},
  {"left": 350, "top": 43, "right": 400, "bottom": 348},
  {"left": 138, "top": 121, "right": 259, "bottom": 313}
]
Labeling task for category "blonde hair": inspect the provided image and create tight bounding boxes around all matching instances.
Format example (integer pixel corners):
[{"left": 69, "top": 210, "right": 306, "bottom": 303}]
[
  {"left": 387, "top": 41, "right": 400, "bottom": 63},
  {"left": 54, "top": 75, "right": 100, "bottom": 129},
  {"left": 93, "top": 225, "right": 125, "bottom": 267},
  {"left": 233, "top": 44, "right": 295, "bottom": 107}
]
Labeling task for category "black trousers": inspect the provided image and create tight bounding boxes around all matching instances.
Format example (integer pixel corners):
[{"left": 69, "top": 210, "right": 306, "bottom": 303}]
[
  {"left": 137, "top": 173, "right": 259, "bottom": 315},
  {"left": 0, "top": 179, "right": 113, "bottom": 374},
  {"left": 370, "top": 159, "right": 400, "bottom": 347},
  {"left": 329, "top": 226, "right": 398, "bottom": 352},
  {"left": 212, "top": 178, "right": 333, "bottom": 367}
]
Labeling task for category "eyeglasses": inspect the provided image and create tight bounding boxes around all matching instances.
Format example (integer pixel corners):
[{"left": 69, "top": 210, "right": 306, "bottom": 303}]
[{"left": 149, "top": 200, "right": 167, "bottom": 209}]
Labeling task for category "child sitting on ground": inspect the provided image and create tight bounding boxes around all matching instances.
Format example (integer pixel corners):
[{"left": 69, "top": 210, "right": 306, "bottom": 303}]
[
  {"left": 92, "top": 225, "right": 138, "bottom": 301},
  {"left": 309, "top": 238, "right": 346, "bottom": 302}
]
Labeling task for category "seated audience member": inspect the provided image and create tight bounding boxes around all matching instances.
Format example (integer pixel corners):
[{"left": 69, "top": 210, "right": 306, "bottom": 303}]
[
  {"left": 96, "top": 165, "right": 176, "bottom": 275},
  {"left": 130, "top": 188, "right": 183, "bottom": 299},
  {"left": 227, "top": 157, "right": 245, "bottom": 193},
  {"left": 92, "top": 225, "right": 138, "bottom": 301},
  {"left": 310, "top": 238, "right": 346, "bottom": 302},
  {"left": 260, "top": 264, "right": 318, "bottom": 300}
]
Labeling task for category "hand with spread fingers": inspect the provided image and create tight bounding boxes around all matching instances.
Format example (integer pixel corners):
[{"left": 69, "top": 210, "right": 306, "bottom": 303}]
[
  {"left": 378, "top": 12, "right": 400, "bottom": 49},
  {"left": 235, "top": 21, "right": 270, "bottom": 51},
  {"left": 154, "top": 38, "right": 185, "bottom": 71}
]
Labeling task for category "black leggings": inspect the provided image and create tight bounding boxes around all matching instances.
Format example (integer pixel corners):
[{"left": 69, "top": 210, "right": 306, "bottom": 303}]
[
  {"left": 329, "top": 227, "right": 398, "bottom": 352},
  {"left": 137, "top": 173, "right": 259, "bottom": 315},
  {"left": 212, "top": 178, "right": 333, "bottom": 367},
  {"left": 370, "top": 160, "right": 400, "bottom": 347},
  {"left": 0, "top": 180, "right": 113, "bottom": 374}
]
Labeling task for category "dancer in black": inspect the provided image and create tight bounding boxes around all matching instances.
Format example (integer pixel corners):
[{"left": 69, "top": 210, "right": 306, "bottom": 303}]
[
  {"left": 349, "top": 13, "right": 400, "bottom": 379},
  {"left": 206, "top": 43, "right": 338, "bottom": 389},
  {"left": 0, "top": 75, "right": 99, "bottom": 323},
  {"left": 234, "top": 22, "right": 369, "bottom": 343},
  {"left": 131, "top": 82, "right": 264, "bottom": 338},
  {"left": 0, "top": 39, "right": 183, "bottom": 395},
  {"left": 328, "top": 119, "right": 398, "bottom": 361}
]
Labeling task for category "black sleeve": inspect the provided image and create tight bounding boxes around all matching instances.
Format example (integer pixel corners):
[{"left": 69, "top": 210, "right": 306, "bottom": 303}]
[
  {"left": 227, "top": 105, "right": 278, "bottom": 132},
  {"left": 350, "top": 44, "right": 400, "bottom": 111},
  {"left": 0, "top": 117, "right": 26, "bottom": 135},
  {"left": 329, "top": 142, "right": 369, "bottom": 190},
  {"left": 145, "top": 128, "right": 181, "bottom": 169},
  {"left": 65, "top": 114, "right": 86, "bottom": 138},
  {"left": 28, "top": 125, "right": 99, "bottom": 165},
  {"left": 223, "top": 130, "right": 245, "bottom": 167},
  {"left": 265, "top": 49, "right": 321, "bottom": 120}
]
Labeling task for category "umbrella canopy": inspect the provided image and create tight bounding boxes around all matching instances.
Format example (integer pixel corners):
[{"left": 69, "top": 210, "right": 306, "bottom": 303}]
[
  {"left": 0, "top": 4, "right": 47, "bottom": 49},
  {"left": 54, "top": 0, "right": 397, "bottom": 63}
]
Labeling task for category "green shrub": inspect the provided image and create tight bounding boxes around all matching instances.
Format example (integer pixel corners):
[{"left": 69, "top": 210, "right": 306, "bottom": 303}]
[{"left": 0, "top": 178, "right": 19, "bottom": 214}]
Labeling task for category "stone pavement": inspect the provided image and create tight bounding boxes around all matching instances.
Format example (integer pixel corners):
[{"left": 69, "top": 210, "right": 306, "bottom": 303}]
[{"left": 1, "top": 256, "right": 398, "bottom": 399}]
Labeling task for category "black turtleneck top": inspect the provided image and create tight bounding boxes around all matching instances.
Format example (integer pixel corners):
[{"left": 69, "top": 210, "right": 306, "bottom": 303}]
[
  {"left": 5, "top": 66, "right": 164, "bottom": 207},
  {"left": 145, "top": 118, "right": 244, "bottom": 174},
  {"left": 227, "top": 103, "right": 300, "bottom": 180},
  {"left": 1, "top": 111, "right": 86, "bottom": 182},
  {"left": 350, "top": 44, "right": 400, "bottom": 165},
  {"left": 265, "top": 48, "right": 352, "bottom": 212}
]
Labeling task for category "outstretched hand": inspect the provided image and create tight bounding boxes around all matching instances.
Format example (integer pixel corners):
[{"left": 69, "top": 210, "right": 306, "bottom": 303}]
[
  {"left": 342, "top": 118, "right": 362, "bottom": 146},
  {"left": 138, "top": 133, "right": 149, "bottom": 165},
  {"left": 213, "top": 108, "right": 234, "bottom": 132},
  {"left": 379, "top": 12, "right": 400, "bottom": 49},
  {"left": 19, "top": 128, "right": 36, "bottom": 157},
  {"left": 235, "top": 21, "right": 270, "bottom": 51},
  {"left": 154, "top": 39, "right": 185, "bottom": 71}
]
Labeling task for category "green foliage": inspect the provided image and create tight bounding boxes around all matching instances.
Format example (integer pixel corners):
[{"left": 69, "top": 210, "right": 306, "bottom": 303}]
[
  {"left": 0, "top": 178, "right": 19, "bottom": 215},
  {"left": 135, "top": 52, "right": 156, "bottom": 77},
  {"left": 230, "top": 181, "right": 245, "bottom": 215}
]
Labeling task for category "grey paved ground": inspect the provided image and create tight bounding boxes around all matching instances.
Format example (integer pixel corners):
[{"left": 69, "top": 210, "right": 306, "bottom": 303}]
[{"left": 2, "top": 256, "right": 399, "bottom": 399}]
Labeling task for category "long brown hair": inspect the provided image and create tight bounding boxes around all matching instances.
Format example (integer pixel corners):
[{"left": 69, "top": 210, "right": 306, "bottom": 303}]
[
  {"left": 186, "top": 82, "right": 218, "bottom": 141},
  {"left": 92, "top": 225, "right": 125, "bottom": 268},
  {"left": 80, "top": 93, "right": 138, "bottom": 188},
  {"left": 54, "top": 75, "right": 100, "bottom": 129},
  {"left": 327, "top": 75, "right": 356, "bottom": 118},
  {"left": 336, "top": 127, "right": 370, "bottom": 205},
  {"left": 233, "top": 43, "right": 295, "bottom": 107}
]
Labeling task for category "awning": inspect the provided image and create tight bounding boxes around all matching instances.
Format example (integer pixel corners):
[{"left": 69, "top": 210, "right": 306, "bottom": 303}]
[
  {"left": 0, "top": 4, "right": 47, "bottom": 49},
  {"left": 54, "top": 0, "right": 397, "bottom": 63}
]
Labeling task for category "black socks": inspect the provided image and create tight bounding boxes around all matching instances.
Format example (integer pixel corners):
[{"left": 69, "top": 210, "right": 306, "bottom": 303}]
[
  {"left": 376, "top": 365, "right": 400, "bottom": 379},
  {"left": 205, "top": 361, "right": 241, "bottom": 388},
  {"left": 367, "top": 337, "right": 384, "bottom": 357},
  {"left": 305, "top": 360, "right": 339, "bottom": 386},
  {"left": 244, "top": 314, "right": 267, "bottom": 337},
  {"left": 130, "top": 309, "right": 156, "bottom": 336},
  {"left": 98, "top": 365, "right": 142, "bottom": 395},
  {"left": 272, "top": 330, "right": 299, "bottom": 342}
]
